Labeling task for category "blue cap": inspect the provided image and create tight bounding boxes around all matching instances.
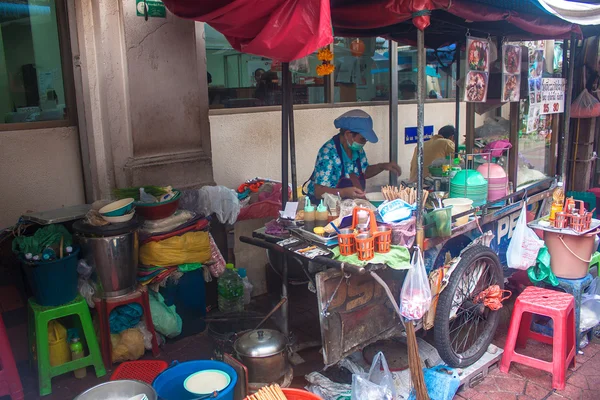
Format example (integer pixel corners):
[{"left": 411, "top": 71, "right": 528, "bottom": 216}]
[
  {"left": 237, "top": 268, "right": 247, "bottom": 278},
  {"left": 334, "top": 110, "right": 378, "bottom": 143}
]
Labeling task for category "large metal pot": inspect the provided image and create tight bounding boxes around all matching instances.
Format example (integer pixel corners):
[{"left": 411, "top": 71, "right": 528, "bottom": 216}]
[
  {"left": 75, "top": 229, "right": 139, "bottom": 298},
  {"left": 234, "top": 329, "right": 288, "bottom": 383},
  {"left": 74, "top": 379, "right": 157, "bottom": 400}
]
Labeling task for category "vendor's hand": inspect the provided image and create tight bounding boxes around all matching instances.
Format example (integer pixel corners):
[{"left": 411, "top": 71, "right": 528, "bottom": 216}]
[
  {"left": 341, "top": 187, "right": 366, "bottom": 199},
  {"left": 381, "top": 162, "right": 402, "bottom": 175}
]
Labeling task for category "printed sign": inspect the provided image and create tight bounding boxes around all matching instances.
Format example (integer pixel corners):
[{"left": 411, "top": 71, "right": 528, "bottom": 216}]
[
  {"left": 541, "top": 78, "right": 566, "bottom": 114},
  {"left": 136, "top": 0, "right": 166, "bottom": 18},
  {"left": 405, "top": 125, "right": 434, "bottom": 145}
]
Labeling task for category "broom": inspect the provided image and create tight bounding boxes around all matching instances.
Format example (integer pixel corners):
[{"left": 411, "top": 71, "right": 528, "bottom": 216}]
[{"left": 370, "top": 272, "right": 430, "bottom": 400}]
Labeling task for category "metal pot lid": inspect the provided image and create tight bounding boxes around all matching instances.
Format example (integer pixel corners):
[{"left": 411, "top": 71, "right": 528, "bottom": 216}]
[
  {"left": 73, "top": 218, "right": 141, "bottom": 236},
  {"left": 234, "top": 329, "right": 287, "bottom": 357}
]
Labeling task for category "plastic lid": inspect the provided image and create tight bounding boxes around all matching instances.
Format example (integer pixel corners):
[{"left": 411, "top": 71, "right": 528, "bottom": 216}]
[
  {"left": 226, "top": 263, "right": 235, "bottom": 270},
  {"left": 237, "top": 267, "right": 247, "bottom": 278},
  {"left": 317, "top": 200, "right": 327, "bottom": 213},
  {"left": 305, "top": 199, "right": 315, "bottom": 212}
]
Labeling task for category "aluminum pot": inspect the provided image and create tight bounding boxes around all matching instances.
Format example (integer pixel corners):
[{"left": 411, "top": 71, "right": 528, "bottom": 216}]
[
  {"left": 234, "top": 329, "right": 288, "bottom": 383},
  {"left": 75, "top": 231, "right": 139, "bottom": 298},
  {"left": 74, "top": 379, "right": 157, "bottom": 400}
]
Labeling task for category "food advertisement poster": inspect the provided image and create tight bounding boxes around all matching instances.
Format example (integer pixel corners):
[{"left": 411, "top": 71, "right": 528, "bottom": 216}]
[
  {"left": 502, "top": 74, "right": 521, "bottom": 102},
  {"left": 540, "top": 78, "right": 566, "bottom": 114},
  {"left": 527, "top": 104, "right": 541, "bottom": 133},
  {"left": 465, "top": 37, "right": 490, "bottom": 102},
  {"left": 501, "top": 44, "right": 521, "bottom": 102}
]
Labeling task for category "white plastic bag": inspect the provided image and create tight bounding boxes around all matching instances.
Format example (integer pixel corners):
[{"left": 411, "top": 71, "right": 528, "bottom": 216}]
[
  {"left": 506, "top": 205, "right": 544, "bottom": 270},
  {"left": 351, "top": 352, "right": 396, "bottom": 400},
  {"left": 401, "top": 249, "right": 432, "bottom": 320},
  {"left": 180, "top": 186, "right": 241, "bottom": 225}
]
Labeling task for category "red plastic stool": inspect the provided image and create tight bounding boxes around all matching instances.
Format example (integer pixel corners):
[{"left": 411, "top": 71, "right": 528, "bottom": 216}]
[
  {"left": 94, "top": 285, "right": 160, "bottom": 368},
  {"left": 0, "top": 314, "right": 24, "bottom": 400},
  {"left": 500, "top": 286, "right": 576, "bottom": 390}
]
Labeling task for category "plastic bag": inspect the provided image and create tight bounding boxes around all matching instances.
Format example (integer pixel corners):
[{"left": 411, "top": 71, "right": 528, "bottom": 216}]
[
  {"left": 134, "top": 322, "right": 154, "bottom": 350},
  {"left": 408, "top": 366, "right": 460, "bottom": 400},
  {"left": 351, "top": 352, "right": 395, "bottom": 400},
  {"left": 388, "top": 217, "right": 416, "bottom": 247},
  {"left": 139, "top": 231, "right": 211, "bottom": 266},
  {"left": 305, "top": 372, "right": 352, "bottom": 400},
  {"left": 580, "top": 295, "right": 600, "bottom": 332},
  {"left": 111, "top": 328, "right": 145, "bottom": 363},
  {"left": 180, "top": 185, "right": 241, "bottom": 225},
  {"left": 507, "top": 205, "right": 544, "bottom": 270},
  {"left": 148, "top": 290, "right": 182, "bottom": 338},
  {"left": 401, "top": 249, "right": 432, "bottom": 320},
  {"left": 77, "top": 260, "right": 96, "bottom": 307},
  {"left": 208, "top": 233, "right": 226, "bottom": 278},
  {"left": 571, "top": 89, "right": 600, "bottom": 119},
  {"left": 527, "top": 246, "right": 558, "bottom": 286}
]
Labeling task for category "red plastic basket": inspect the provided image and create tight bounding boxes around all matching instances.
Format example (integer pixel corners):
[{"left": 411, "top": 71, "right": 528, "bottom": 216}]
[{"left": 110, "top": 360, "right": 169, "bottom": 384}]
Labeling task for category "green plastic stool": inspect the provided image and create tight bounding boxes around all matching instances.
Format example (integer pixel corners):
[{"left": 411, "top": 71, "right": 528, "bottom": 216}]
[
  {"left": 567, "top": 191, "right": 597, "bottom": 218},
  {"left": 28, "top": 296, "right": 106, "bottom": 396},
  {"left": 589, "top": 252, "right": 600, "bottom": 272}
]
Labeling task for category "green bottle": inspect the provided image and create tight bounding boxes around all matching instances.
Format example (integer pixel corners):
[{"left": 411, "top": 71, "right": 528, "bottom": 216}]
[{"left": 70, "top": 337, "right": 86, "bottom": 378}]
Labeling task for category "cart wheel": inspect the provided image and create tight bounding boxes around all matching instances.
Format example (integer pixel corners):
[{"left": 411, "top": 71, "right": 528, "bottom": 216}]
[{"left": 434, "top": 245, "right": 504, "bottom": 367}]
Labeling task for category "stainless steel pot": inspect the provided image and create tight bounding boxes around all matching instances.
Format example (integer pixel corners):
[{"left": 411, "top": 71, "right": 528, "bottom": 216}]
[
  {"left": 75, "top": 231, "right": 139, "bottom": 298},
  {"left": 74, "top": 379, "right": 157, "bottom": 400},
  {"left": 234, "top": 329, "right": 288, "bottom": 383}
]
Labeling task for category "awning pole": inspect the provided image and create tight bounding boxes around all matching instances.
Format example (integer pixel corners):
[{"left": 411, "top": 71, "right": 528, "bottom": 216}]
[
  {"left": 416, "top": 29, "right": 426, "bottom": 248},
  {"left": 281, "top": 62, "right": 290, "bottom": 209},
  {"left": 288, "top": 67, "right": 298, "bottom": 201},
  {"left": 389, "top": 39, "right": 399, "bottom": 186},
  {"left": 454, "top": 43, "right": 461, "bottom": 155},
  {"left": 561, "top": 34, "right": 576, "bottom": 185}
]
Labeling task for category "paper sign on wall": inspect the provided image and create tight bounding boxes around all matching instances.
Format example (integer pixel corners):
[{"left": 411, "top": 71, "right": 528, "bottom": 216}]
[
  {"left": 540, "top": 78, "right": 566, "bottom": 114},
  {"left": 405, "top": 126, "right": 434, "bottom": 144},
  {"left": 136, "top": 0, "right": 166, "bottom": 18}
]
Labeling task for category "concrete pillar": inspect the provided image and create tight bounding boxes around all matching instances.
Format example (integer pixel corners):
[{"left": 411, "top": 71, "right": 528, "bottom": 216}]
[{"left": 72, "top": 0, "right": 213, "bottom": 200}]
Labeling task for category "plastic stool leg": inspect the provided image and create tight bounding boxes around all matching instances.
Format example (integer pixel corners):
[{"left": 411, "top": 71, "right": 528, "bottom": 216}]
[
  {"left": 35, "top": 314, "right": 52, "bottom": 396},
  {"left": 500, "top": 307, "right": 523, "bottom": 373},
  {"left": 551, "top": 313, "right": 568, "bottom": 390},
  {"left": 27, "top": 304, "right": 35, "bottom": 370},
  {"left": 0, "top": 315, "right": 24, "bottom": 400},
  {"left": 141, "top": 290, "right": 160, "bottom": 357},
  {"left": 95, "top": 298, "right": 112, "bottom": 369},
  {"left": 78, "top": 301, "right": 106, "bottom": 378},
  {"left": 516, "top": 311, "right": 533, "bottom": 348}
]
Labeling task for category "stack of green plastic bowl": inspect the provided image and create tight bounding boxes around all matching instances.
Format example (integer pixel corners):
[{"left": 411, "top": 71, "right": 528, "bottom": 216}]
[{"left": 450, "top": 169, "right": 488, "bottom": 207}]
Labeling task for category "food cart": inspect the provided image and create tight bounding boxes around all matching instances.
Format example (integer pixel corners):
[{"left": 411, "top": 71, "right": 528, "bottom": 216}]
[{"left": 164, "top": 0, "right": 583, "bottom": 369}]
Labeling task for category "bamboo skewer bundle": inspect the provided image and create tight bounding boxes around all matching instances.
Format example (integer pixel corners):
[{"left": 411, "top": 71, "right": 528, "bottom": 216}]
[
  {"left": 381, "top": 185, "right": 429, "bottom": 209},
  {"left": 245, "top": 384, "right": 287, "bottom": 400}
]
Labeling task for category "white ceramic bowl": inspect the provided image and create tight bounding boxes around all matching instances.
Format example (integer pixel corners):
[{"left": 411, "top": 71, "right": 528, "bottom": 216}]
[{"left": 101, "top": 209, "right": 135, "bottom": 223}]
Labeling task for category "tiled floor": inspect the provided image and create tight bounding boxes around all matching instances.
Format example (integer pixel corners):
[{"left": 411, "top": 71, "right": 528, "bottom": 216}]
[{"left": 4, "top": 282, "right": 600, "bottom": 400}]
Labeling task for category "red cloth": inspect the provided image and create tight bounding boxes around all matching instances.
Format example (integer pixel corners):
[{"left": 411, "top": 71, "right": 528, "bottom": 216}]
[{"left": 162, "top": 0, "right": 333, "bottom": 62}]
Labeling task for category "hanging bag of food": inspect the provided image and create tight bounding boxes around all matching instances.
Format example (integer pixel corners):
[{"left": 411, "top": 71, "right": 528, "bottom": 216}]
[
  {"left": 571, "top": 89, "right": 600, "bottom": 119},
  {"left": 507, "top": 204, "right": 544, "bottom": 270},
  {"left": 401, "top": 248, "right": 432, "bottom": 321}
]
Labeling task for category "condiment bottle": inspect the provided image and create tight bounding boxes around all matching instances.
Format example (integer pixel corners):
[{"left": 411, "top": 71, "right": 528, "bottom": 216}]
[
  {"left": 70, "top": 337, "right": 86, "bottom": 379},
  {"left": 549, "top": 182, "right": 565, "bottom": 222},
  {"left": 304, "top": 199, "right": 316, "bottom": 232},
  {"left": 316, "top": 200, "right": 329, "bottom": 228}
]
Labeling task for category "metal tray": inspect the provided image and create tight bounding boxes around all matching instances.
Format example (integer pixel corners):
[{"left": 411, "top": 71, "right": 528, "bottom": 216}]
[
  {"left": 528, "top": 217, "right": 600, "bottom": 236},
  {"left": 288, "top": 227, "right": 338, "bottom": 246}
]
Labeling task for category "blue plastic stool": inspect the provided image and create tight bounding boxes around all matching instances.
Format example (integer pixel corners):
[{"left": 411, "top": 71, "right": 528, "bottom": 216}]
[{"left": 553, "top": 274, "right": 593, "bottom": 353}]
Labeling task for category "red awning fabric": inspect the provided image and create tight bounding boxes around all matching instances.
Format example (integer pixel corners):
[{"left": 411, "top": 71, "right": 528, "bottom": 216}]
[
  {"left": 163, "top": 0, "right": 582, "bottom": 62},
  {"left": 162, "top": 0, "right": 334, "bottom": 62}
]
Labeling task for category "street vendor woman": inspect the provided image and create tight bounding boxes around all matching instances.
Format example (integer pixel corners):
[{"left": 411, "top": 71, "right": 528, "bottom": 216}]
[{"left": 304, "top": 110, "right": 402, "bottom": 201}]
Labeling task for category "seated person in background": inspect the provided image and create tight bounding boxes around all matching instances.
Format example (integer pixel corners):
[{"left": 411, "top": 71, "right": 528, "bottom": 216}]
[
  {"left": 410, "top": 125, "right": 456, "bottom": 182},
  {"left": 399, "top": 80, "right": 417, "bottom": 100}
]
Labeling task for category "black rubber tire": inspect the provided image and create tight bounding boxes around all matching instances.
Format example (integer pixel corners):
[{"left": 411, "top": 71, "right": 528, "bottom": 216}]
[{"left": 434, "top": 245, "right": 504, "bottom": 367}]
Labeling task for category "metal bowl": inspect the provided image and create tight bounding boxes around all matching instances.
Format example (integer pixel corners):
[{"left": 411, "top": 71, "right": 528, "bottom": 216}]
[{"left": 73, "top": 380, "right": 157, "bottom": 400}]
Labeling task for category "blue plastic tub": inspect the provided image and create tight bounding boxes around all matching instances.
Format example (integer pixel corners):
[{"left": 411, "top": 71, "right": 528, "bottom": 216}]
[
  {"left": 153, "top": 360, "right": 237, "bottom": 400},
  {"left": 22, "top": 247, "right": 80, "bottom": 306}
]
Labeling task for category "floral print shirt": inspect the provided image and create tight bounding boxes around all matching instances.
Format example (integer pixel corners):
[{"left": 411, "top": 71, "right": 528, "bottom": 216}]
[{"left": 307, "top": 137, "right": 369, "bottom": 197}]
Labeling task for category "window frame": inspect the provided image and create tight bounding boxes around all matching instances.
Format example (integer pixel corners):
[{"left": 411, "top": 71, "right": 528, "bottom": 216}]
[
  {"left": 0, "top": 0, "right": 77, "bottom": 132},
  {"left": 207, "top": 40, "right": 459, "bottom": 115}
]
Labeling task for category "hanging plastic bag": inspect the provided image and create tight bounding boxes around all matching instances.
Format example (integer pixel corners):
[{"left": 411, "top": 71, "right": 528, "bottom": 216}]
[
  {"left": 351, "top": 352, "right": 395, "bottom": 400},
  {"left": 571, "top": 89, "right": 600, "bottom": 119},
  {"left": 507, "top": 205, "right": 544, "bottom": 270},
  {"left": 401, "top": 249, "right": 432, "bottom": 320},
  {"left": 148, "top": 290, "right": 182, "bottom": 338}
]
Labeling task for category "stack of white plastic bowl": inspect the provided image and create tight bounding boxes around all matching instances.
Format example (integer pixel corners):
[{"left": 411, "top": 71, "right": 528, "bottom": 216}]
[{"left": 476, "top": 163, "right": 508, "bottom": 202}]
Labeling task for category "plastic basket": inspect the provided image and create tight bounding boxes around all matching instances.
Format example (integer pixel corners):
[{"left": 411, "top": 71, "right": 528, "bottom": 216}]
[
  {"left": 281, "top": 388, "right": 324, "bottom": 399},
  {"left": 355, "top": 233, "right": 375, "bottom": 261},
  {"left": 111, "top": 360, "right": 168, "bottom": 384}
]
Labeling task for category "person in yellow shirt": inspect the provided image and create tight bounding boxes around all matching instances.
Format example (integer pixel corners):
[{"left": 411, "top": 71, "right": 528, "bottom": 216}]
[{"left": 409, "top": 125, "right": 456, "bottom": 182}]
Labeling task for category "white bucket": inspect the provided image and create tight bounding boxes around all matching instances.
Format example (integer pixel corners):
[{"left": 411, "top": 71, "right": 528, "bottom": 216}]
[{"left": 443, "top": 198, "right": 473, "bottom": 226}]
